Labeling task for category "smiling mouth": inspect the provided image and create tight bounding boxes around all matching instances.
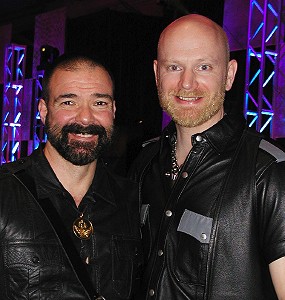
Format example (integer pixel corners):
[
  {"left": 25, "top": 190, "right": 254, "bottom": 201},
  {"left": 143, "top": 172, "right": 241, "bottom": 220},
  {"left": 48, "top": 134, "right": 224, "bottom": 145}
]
[
  {"left": 177, "top": 96, "right": 201, "bottom": 101},
  {"left": 73, "top": 133, "right": 94, "bottom": 138}
]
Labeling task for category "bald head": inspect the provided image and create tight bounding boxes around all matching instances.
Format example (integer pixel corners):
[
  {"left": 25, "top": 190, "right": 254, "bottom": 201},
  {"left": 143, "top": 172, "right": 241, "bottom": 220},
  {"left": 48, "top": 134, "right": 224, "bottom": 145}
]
[
  {"left": 157, "top": 14, "right": 230, "bottom": 64},
  {"left": 153, "top": 13, "right": 237, "bottom": 129}
]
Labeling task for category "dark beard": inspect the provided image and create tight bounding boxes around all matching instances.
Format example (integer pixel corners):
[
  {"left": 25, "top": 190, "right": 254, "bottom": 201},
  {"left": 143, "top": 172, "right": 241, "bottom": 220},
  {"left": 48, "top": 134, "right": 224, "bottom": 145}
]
[{"left": 45, "top": 119, "right": 113, "bottom": 166}]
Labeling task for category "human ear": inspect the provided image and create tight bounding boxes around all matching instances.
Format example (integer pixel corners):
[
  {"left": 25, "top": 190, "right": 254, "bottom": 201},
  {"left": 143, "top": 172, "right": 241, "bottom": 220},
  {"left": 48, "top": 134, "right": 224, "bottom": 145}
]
[
  {"left": 38, "top": 99, "right": 48, "bottom": 124},
  {"left": 112, "top": 101, "right": 116, "bottom": 119},
  {"left": 153, "top": 60, "right": 159, "bottom": 86},
  {"left": 225, "top": 59, "right": 238, "bottom": 91}
]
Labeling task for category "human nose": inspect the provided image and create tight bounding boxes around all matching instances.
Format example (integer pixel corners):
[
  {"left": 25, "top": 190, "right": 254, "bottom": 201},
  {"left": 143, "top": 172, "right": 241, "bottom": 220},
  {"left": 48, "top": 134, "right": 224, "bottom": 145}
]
[
  {"left": 75, "top": 104, "right": 94, "bottom": 125},
  {"left": 180, "top": 70, "right": 198, "bottom": 90}
]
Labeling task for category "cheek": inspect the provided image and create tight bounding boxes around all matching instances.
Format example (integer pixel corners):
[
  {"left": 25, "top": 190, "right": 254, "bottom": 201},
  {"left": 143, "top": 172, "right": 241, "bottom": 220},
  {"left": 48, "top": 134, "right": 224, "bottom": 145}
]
[
  {"left": 200, "top": 76, "right": 224, "bottom": 92},
  {"left": 94, "top": 111, "right": 114, "bottom": 126},
  {"left": 48, "top": 111, "right": 74, "bottom": 126},
  {"left": 158, "top": 76, "right": 177, "bottom": 91}
]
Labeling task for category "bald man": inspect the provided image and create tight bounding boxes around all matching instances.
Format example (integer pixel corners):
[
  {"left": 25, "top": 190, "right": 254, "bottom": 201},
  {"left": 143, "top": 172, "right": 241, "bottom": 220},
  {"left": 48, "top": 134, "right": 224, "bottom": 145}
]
[{"left": 130, "top": 14, "right": 285, "bottom": 299}]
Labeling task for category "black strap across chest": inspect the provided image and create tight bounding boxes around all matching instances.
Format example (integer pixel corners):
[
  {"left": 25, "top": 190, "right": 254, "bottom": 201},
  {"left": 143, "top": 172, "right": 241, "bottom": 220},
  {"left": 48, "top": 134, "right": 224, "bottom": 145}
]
[{"left": 13, "top": 169, "right": 105, "bottom": 300}]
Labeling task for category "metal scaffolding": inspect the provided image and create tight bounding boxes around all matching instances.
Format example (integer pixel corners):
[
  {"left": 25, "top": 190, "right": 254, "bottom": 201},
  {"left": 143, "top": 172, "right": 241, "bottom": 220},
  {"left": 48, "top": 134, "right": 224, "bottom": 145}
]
[
  {"left": 1, "top": 44, "right": 26, "bottom": 164},
  {"left": 32, "top": 69, "right": 46, "bottom": 150},
  {"left": 244, "top": 0, "right": 283, "bottom": 136}
]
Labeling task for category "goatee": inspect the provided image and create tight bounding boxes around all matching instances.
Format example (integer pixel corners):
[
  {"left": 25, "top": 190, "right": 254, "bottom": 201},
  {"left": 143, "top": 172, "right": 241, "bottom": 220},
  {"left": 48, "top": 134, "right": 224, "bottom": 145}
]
[
  {"left": 158, "top": 88, "right": 225, "bottom": 128},
  {"left": 45, "top": 119, "right": 113, "bottom": 166}
]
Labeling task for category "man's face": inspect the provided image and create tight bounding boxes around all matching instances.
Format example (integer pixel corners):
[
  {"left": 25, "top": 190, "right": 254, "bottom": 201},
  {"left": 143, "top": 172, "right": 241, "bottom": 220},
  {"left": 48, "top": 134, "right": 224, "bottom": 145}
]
[
  {"left": 39, "top": 64, "right": 115, "bottom": 165},
  {"left": 154, "top": 21, "right": 236, "bottom": 128}
]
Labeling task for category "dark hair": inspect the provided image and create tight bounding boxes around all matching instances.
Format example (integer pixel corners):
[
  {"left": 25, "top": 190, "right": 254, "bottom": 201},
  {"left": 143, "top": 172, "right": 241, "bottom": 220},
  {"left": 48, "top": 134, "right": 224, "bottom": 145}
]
[{"left": 41, "top": 53, "right": 115, "bottom": 102}]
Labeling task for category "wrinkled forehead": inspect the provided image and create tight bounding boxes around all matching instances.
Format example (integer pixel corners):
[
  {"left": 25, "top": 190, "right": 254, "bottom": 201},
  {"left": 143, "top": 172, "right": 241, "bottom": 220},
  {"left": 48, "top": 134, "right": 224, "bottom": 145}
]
[
  {"left": 48, "top": 65, "right": 114, "bottom": 99},
  {"left": 58, "top": 62, "right": 106, "bottom": 77},
  {"left": 53, "top": 63, "right": 114, "bottom": 91}
]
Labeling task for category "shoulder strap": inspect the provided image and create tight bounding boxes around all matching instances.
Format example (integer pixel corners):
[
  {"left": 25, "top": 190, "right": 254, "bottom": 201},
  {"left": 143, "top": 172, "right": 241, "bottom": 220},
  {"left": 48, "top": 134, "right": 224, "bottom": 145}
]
[{"left": 13, "top": 169, "right": 105, "bottom": 300}]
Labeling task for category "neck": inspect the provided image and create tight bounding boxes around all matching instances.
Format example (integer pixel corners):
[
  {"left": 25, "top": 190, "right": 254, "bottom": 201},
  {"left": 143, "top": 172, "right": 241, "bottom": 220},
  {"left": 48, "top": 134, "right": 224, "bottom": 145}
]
[
  {"left": 174, "top": 109, "right": 225, "bottom": 166},
  {"left": 43, "top": 142, "right": 97, "bottom": 207},
  {"left": 174, "top": 129, "right": 192, "bottom": 167}
]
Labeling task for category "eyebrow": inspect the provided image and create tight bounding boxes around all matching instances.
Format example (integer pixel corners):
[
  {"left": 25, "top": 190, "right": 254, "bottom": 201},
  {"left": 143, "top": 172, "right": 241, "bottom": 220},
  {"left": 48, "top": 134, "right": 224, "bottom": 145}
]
[
  {"left": 93, "top": 93, "right": 113, "bottom": 101},
  {"left": 55, "top": 92, "right": 113, "bottom": 102},
  {"left": 160, "top": 57, "right": 219, "bottom": 65}
]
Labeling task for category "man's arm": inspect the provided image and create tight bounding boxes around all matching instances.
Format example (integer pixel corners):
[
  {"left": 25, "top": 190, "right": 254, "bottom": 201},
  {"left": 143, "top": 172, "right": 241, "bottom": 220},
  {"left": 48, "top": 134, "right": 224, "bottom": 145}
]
[{"left": 269, "top": 256, "right": 285, "bottom": 299}]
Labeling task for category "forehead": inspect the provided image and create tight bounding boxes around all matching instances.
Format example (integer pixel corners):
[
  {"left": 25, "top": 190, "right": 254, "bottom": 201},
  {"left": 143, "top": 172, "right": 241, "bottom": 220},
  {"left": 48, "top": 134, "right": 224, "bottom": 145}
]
[
  {"left": 50, "top": 64, "right": 113, "bottom": 95},
  {"left": 158, "top": 22, "right": 226, "bottom": 62}
]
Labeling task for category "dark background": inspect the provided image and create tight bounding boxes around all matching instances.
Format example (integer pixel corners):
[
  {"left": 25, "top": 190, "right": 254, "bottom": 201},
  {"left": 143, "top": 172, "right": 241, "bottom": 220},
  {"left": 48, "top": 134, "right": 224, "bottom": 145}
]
[
  {"left": 0, "top": 0, "right": 251, "bottom": 174},
  {"left": 64, "top": 1, "right": 232, "bottom": 174}
]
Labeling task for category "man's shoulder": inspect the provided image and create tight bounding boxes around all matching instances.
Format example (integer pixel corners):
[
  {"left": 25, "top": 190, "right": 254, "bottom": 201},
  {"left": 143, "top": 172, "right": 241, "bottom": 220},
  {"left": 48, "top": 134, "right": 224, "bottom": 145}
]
[
  {"left": 258, "top": 138, "right": 285, "bottom": 163},
  {"left": 137, "top": 136, "right": 161, "bottom": 159},
  {"left": 141, "top": 136, "right": 160, "bottom": 148},
  {"left": 246, "top": 129, "right": 285, "bottom": 163},
  {"left": 128, "top": 136, "right": 161, "bottom": 178},
  {"left": 243, "top": 130, "right": 285, "bottom": 178},
  {"left": 0, "top": 157, "right": 31, "bottom": 176}
]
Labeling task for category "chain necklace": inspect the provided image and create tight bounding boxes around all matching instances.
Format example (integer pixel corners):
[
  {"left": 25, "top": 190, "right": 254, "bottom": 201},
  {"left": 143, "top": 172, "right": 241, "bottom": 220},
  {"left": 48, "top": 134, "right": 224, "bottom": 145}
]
[
  {"left": 171, "top": 134, "right": 180, "bottom": 181},
  {"left": 72, "top": 206, "right": 94, "bottom": 240}
]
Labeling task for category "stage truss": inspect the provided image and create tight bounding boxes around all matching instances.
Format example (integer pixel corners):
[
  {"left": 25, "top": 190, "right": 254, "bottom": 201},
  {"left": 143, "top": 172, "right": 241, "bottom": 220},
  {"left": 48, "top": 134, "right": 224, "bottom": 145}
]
[{"left": 244, "top": 0, "right": 283, "bottom": 136}]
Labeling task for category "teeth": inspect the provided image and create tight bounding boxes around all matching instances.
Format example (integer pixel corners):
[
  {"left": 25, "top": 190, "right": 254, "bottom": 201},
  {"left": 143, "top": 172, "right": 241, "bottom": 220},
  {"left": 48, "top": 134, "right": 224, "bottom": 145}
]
[
  {"left": 76, "top": 133, "right": 92, "bottom": 138},
  {"left": 178, "top": 96, "right": 199, "bottom": 101}
]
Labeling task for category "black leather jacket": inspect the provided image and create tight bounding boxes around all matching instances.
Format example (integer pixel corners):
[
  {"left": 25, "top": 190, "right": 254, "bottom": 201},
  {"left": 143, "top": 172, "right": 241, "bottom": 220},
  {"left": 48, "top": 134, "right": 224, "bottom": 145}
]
[
  {"left": 130, "top": 113, "right": 285, "bottom": 300},
  {"left": 0, "top": 149, "right": 142, "bottom": 299}
]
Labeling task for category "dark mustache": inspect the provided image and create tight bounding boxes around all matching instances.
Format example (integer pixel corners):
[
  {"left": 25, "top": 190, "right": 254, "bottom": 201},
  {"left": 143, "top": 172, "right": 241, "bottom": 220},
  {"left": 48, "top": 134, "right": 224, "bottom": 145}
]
[{"left": 62, "top": 123, "right": 106, "bottom": 136}]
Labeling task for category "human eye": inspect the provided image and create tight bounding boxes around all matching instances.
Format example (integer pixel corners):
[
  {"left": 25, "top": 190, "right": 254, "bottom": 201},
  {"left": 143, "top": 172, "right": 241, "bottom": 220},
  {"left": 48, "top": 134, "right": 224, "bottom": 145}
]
[
  {"left": 61, "top": 100, "right": 75, "bottom": 106},
  {"left": 56, "top": 99, "right": 76, "bottom": 108},
  {"left": 56, "top": 94, "right": 77, "bottom": 107},
  {"left": 94, "top": 100, "right": 108, "bottom": 106},
  {"left": 166, "top": 64, "right": 182, "bottom": 72},
  {"left": 197, "top": 64, "right": 212, "bottom": 71},
  {"left": 93, "top": 99, "right": 113, "bottom": 110},
  {"left": 92, "top": 94, "right": 113, "bottom": 108}
]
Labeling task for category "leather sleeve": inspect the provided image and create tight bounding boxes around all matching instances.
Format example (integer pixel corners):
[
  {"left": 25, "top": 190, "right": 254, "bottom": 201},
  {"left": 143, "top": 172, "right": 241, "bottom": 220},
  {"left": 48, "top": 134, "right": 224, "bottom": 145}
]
[{"left": 256, "top": 157, "right": 285, "bottom": 264}]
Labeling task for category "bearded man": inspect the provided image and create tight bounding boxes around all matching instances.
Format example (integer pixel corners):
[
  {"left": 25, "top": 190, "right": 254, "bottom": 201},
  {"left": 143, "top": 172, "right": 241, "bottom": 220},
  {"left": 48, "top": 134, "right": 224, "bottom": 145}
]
[
  {"left": 0, "top": 54, "right": 142, "bottom": 300},
  {"left": 129, "top": 14, "right": 285, "bottom": 300}
]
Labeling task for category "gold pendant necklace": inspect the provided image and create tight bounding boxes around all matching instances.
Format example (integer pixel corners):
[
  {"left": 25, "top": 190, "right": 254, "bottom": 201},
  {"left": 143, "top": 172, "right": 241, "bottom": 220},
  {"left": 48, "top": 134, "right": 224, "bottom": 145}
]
[{"left": 73, "top": 213, "right": 94, "bottom": 240}]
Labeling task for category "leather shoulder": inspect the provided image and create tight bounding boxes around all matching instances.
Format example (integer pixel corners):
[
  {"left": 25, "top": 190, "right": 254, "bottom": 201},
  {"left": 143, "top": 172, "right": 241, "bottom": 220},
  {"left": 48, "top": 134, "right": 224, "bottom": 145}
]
[
  {"left": 142, "top": 136, "right": 160, "bottom": 148},
  {"left": 0, "top": 157, "right": 31, "bottom": 176},
  {"left": 258, "top": 139, "right": 285, "bottom": 163}
]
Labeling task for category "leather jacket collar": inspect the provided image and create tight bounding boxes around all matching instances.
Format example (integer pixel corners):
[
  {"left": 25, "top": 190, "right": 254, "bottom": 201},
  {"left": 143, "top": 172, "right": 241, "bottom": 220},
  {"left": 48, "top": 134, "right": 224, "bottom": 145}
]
[
  {"left": 162, "top": 113, "right": 246, "bottom": 154},
  {"left": 29, "top": 148, "right": 117, "bottom": 207}
]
